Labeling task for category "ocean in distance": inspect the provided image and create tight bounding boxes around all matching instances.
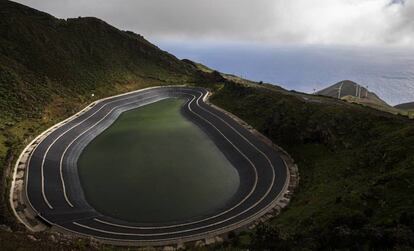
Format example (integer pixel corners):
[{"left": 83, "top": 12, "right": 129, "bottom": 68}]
[{"left": 158, "top": 42, "right": 414, "bottom": 106}]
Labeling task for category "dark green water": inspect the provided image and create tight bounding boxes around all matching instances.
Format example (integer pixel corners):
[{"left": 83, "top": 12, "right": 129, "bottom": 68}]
[{"left": 77, "top": 98, "right": 239, "bottom": 224}]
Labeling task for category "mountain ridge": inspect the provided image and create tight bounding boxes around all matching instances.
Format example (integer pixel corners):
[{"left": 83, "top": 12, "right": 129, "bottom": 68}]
[
  {"left": 317, "top": 80, "right": 387, "bottom": 104},
  {"left": 0, "top": 0, "right": 212, "bottom": 121},
  {"left": 395, "top": 101, "right": 414, "bottom": 111},
  {"left": 316, "top": 80, "right": 406, "bottom": 115}
]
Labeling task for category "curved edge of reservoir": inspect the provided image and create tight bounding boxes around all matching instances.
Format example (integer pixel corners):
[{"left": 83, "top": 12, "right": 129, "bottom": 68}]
[
  {"left": 77, "top": 98, "right": 241, "bottom": 224},
  {"left": 10, "top": 85, "right": 299, "bottom": 247}
]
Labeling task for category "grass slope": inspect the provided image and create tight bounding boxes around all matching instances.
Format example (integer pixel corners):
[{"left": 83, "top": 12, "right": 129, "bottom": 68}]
[
  {"left": 210, "top": 83, "right": 414, "bottom": 250},
  {"left": 0, "top": 0, "right": 201, "bottom": 122}
]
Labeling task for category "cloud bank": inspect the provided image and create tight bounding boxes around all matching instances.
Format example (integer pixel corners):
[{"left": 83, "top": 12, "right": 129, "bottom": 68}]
[{"left": 15, "top": 0, "right": 414, "bottom": 46}]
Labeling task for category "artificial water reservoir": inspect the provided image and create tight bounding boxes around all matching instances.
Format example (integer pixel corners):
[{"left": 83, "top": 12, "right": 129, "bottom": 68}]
[{"left": 77, "top": 98, "right": 240, "bottom": 224}]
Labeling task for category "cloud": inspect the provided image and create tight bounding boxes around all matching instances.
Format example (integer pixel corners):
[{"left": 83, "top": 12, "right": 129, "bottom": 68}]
[
  {"left": 14, "top": 0, "right": 414, "bottom": 46},
  {"left": 390, "top": 0, "right": 405, "bottom": 5}
]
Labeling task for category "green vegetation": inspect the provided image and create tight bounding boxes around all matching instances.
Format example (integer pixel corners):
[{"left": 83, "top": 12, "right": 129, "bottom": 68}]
[
  {"left": 210, "top": 82, "right": 414, "bottom": 250},
  {"left": 78, "top": 98, "right": 239, "bottom": 223},
  {"left": 0, "top": 231, "right": 99, "bottom": 251}
]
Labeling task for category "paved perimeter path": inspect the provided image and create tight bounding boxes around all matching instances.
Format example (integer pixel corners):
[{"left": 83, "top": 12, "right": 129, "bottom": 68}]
[{"left": 13, "top": 86, "right": 295, "bottom": 246}]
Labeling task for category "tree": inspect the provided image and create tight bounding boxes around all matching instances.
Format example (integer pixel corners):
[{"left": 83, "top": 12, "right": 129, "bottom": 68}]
[{"left": 251, "top": 224, "right": 287, "bottom": 250}]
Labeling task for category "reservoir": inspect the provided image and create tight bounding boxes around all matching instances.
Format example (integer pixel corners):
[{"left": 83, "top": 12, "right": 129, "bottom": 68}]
[{"left": 77, "top": 98, "right": 240, "bottom": 224}]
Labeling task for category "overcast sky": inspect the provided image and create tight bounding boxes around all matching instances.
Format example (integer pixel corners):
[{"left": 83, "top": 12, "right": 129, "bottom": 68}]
[{"left": 14, "top": 0, "right": 414, "bottom": 46}]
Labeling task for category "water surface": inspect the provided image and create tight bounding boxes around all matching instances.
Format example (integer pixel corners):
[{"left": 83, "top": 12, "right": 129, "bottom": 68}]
[
  {"left": 158, "top": 42, "right": 414, "bottom": 105},
  {"left": 78, "top": 98, "right": 240, "bottom": 224}
]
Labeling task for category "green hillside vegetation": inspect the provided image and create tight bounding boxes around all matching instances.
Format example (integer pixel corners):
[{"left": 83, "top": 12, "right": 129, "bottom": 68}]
[
  {"left": 211, "top": 83, "right": 414, "bottom": 250},
  {"left": 0, "top": 0, "right": 204, "bottom": 123},
  {"left": 1, "top": 1, "right": 414, "bottom": 250}
]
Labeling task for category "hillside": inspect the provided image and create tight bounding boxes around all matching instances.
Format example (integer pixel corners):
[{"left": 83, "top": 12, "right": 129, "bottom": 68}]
[
  {"left": 316, "top": 80, "right": 404, "bottom": 115},
  {"left": 182, "top": 59, "right": 265, "bottom": 87},
  {"left": 212, "top": 83, "right": 414, "bottom": 250},
  {"left": 0, "top": 0, "right": 209, "bottom": 122},
  {"left": 0, "top": 0, "right": 219, "bottom": 239},
  {"left": 1, "top": 1, "right": 414, "bottom": 250},
  {"left": 396, "top": 102, "right": 414, "bottom": 111},
  {"left": 317, "top": 80, "right": 385, "bottom": 103}
]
